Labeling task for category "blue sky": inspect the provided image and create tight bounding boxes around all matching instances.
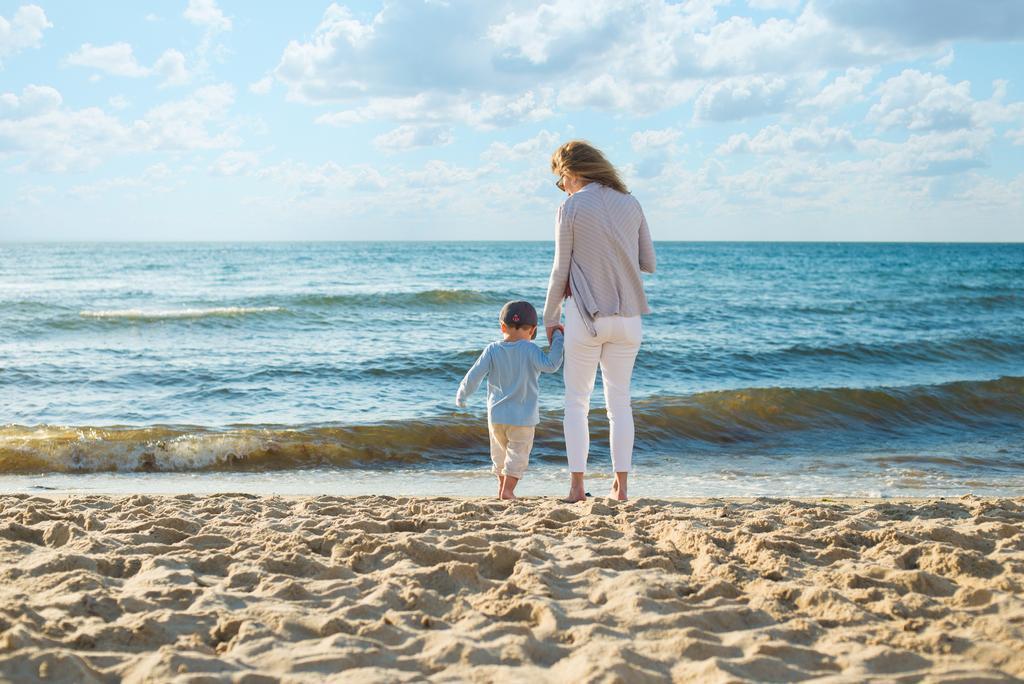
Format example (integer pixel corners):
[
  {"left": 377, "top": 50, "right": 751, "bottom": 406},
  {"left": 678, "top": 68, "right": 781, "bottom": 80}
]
[{"left": 1, "top": 0, "right": 1023, "bottom": 241}]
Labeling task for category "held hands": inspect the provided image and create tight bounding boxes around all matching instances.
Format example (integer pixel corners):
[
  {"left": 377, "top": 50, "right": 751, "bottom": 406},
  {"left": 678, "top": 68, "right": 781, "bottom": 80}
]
[{"left": 546, "top": 324, "right": 564, "bottom": 344}]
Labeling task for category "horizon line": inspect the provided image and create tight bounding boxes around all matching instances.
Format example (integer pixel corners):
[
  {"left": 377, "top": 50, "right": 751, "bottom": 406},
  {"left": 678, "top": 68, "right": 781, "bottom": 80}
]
[{"left": 2, "top": 239, "right": 1023, "bottom": 245}]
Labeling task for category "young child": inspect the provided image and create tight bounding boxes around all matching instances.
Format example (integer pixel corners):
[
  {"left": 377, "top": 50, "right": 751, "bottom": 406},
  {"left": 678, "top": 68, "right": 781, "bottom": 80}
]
[{"left": 456, "top": 301, "right": 564, "bottom": 500}]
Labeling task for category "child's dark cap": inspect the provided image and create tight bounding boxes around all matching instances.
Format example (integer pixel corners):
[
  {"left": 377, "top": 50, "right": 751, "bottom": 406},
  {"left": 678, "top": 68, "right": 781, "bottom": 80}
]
[{"left": 500, "top": 300, "right": 538, "bottom": 329}]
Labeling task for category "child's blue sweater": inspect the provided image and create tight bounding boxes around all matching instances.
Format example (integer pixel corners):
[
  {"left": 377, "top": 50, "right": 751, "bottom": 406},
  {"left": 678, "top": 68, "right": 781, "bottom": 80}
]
[{"left": 456, "top": 332, "right": 564, "bottom": 426}]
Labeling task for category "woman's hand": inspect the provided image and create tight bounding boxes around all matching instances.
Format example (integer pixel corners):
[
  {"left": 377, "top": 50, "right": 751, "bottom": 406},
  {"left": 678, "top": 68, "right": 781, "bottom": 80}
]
[{"left": 546, "top": 325, "right": 563, "bottom": 344}]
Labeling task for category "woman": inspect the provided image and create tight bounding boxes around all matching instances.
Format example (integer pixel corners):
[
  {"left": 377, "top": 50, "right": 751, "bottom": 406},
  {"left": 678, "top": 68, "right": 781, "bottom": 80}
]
[{"left": 543, "top": 140, "right": 656, "bottom": 503}]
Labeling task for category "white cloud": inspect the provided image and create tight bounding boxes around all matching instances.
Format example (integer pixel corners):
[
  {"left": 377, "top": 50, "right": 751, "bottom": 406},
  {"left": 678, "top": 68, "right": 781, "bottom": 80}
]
[
  {"left": 315, "top": 94, "right": 460, "bottom": 126},
  {"left": 635, "top": 141, "right": 996, "bottom": 227},
  {"left": 154, "top": 49, "right": 190, "bottom": 87},
  {"left": 66, "top": 44, "right": 191, "bottom": 86},
  {"left": 210, "top": 150, "right": 260, "bottom": 176},
  {"left": 316, "top": 90, "right": 555, "bottom": 131},
  {"left": 972, "top": 79, "right": 1024, "bottom": 127},
  {"left": 0, "top": 4, "right": 51, "bottom": 63},
  {"left": 481, "top": 129, "right": 560, "bottom": 163},
  {"left": 694, "top": 75, "right": 799, "bottom": 122},
  {"left": 140, "top": 84, "right": 239, "bottom": 150},
  {"left": 66, "top": 42, "right": 150, "bottom": 77},
  {"left": 555, "top": 74, "right": 634, "bottom": 110},
  {"left": 632, "top": 109, "right": 1008, "bottom": 227},
  {"left": 800, "top": 66, "right": 877, "bottom": 109},
  {"left": 487, "top": 0, "right": 641, "bottom": 65},
  {"left": 557, "top": 76, "right": 697, "bottom": 115},
  {"left": 273, "top": 1, "right": 709, "bottom": 123},
  {"left": 274, "top": 3, "right": 481, "bottom": 104},
  {"left": 0, "top": 84, "right": 241, "bottom": 172},
  {"left": 249, "top": 76, "right": 273, "bottom": 95},
  {"left": 748, "top": 0, "right": 803, "bottom": 10},
  {"left": 866, "top": 70, "right": 1024, "bottom": 133},
  {"left": 629, "top": 127, "right": 685, "bottom": 179},
  {"left": 184, "top": 0, "right": 231, "bottom": 32},
  {"left": 6, "top": 2, "right": 1024, "bottom": 241},
  {"left": 373, "top": 124, "right": 454, "bottom": 151},
  {"left": 869, "top": 70, "right": 973, "bottom": 131},
  {"left": 272, "top": 0, "right": 1019, "bottom": 130},
  {"left": 0, "top": 84, "right": 62, "bottom": 119},
  {"left": 487, "top": 1, "right": 717, "bottom": 110},
  {"left": 472, "top": 90, "right": 555, "bottom": 129},
  {"left": 702, "top": 129, "right": 996, "bottom": 223},
  {"left": 692, "top": 11, "right": 873, "bottom": 77},
  {"left": 866, "top": 129, "right": 992, "bottom": 177},
  {"left": 718, "top": 121, "right": 856, "bottom": 154},
  {"left": 185, "top": 0, "right": 232, "bottom": 73},
  {"left": 108, "top": 95, "right": 130, "bottom": 111},
  {"left": 0, "top": 99, "right": 128, "bottom": 172},
  {"left": 952, "top": 172, "right": 1024, "bottom": 208},
  {"left": 630, "top": 128, "right": 682, "bottom": 153}
]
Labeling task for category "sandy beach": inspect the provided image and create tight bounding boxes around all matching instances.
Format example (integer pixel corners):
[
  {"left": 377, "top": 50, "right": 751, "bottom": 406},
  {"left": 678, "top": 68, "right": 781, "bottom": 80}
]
[{"left": 0, "top": 494, "right": 1021, "bottom": 682}]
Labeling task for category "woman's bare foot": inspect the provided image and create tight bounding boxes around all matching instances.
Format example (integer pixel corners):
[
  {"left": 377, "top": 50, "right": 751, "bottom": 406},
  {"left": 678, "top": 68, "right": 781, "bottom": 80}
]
[
  {"left": 562, "top": 472, "right": 587, "bottom": 503},
  {"left": 609, "top": 473, "right": 628, "bottom": 501}
]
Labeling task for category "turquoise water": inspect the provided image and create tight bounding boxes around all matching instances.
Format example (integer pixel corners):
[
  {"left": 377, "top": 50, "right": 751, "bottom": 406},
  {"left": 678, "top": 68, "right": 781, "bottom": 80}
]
[{"left": 1, "top": 242, "right": 1022, "bottom": 496}]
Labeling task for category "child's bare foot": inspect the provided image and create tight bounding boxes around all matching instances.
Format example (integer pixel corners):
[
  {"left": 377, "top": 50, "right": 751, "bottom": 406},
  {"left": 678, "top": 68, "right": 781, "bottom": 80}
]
[{"left": 499, "top": 475, "right": 519, "bottom": 500}]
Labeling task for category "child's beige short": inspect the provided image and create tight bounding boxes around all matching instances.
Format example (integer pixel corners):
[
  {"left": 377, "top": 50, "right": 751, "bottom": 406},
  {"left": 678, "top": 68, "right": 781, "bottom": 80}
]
[{"left": 488, "top": 423, "right": 534, "bottom": 479}]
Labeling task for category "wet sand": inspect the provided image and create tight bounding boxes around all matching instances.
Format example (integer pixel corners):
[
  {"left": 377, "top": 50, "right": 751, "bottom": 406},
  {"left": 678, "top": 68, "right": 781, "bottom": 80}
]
[{"left": 0, "top": 494, "right": 1021, "bottom": 682}]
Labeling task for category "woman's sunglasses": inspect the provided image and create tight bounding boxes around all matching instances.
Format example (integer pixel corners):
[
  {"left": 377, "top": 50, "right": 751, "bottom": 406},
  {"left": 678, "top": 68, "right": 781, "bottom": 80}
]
[{"left": 555, "top": 176, "right": 565, "bottom": 191}]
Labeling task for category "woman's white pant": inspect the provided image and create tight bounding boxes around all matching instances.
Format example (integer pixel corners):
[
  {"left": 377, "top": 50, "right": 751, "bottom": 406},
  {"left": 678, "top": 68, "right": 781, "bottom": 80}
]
[{"left": 563, "top": 301, "right": 642, "bottom": 473}]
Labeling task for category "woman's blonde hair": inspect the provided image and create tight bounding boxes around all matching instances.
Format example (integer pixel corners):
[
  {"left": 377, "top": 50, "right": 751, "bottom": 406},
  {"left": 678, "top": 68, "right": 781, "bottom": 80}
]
[{"left": 550, "top": 140, "right": 629, "bottom": 194}]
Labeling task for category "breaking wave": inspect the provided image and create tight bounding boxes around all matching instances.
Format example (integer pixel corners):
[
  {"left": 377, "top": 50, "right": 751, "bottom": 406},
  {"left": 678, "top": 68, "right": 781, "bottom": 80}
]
[{"left": 2, "top": 376, "right": 1020, "bottom": 474}]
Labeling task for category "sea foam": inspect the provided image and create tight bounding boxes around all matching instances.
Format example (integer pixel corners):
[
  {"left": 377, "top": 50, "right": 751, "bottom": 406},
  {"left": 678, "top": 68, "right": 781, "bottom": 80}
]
[{"left": 79, "top": 306, "right": 284, "bottom": 320}]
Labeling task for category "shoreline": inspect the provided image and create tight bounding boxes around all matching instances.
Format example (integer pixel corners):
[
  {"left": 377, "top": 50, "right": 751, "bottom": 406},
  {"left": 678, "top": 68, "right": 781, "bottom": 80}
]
[
  {"left": 5, "top": 465, "right": 1021, "bottom": 501},
  {"left": 4, "top": 492, "right": 1007, "bottom": 504},
  {"left": 1, "top": 494, "right": 1022, "bottom": 681}
]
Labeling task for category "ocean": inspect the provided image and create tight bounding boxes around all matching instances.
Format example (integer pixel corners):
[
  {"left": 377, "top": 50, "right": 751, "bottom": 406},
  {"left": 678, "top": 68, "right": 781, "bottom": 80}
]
[{"left": 1, "top": 241, "right": 1021, "bottom": 497}]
